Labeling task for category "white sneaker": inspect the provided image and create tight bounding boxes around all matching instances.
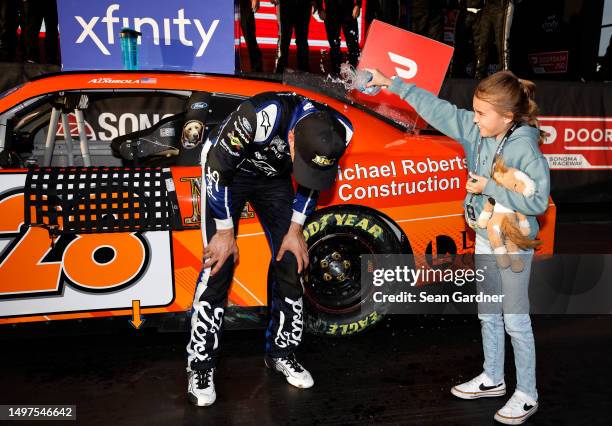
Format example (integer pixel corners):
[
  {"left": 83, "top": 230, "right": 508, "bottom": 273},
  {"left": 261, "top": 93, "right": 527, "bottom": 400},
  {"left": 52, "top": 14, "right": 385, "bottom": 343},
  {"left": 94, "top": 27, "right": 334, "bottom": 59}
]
[
  {"left": 265, "top": 354, "right": 314, "bottom": 389},
  {"left": 451, "top": 372, "right": 506, "bottom": 399},
  {"left": 494, "top": 390, "right": 538, "bottom": 424},
  {"left": 187, "top": 368, "right": 216, "bottom": 406}
]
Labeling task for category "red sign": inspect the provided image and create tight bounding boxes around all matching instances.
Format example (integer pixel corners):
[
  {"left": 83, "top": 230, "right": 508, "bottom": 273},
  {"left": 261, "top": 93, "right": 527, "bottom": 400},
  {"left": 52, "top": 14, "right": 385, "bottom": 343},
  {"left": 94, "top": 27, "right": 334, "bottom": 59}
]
[
  {"left": 352, "top": 20, "right": 454, "bottom": 128},
  {"left": 539, "top": 116, "right": 612, "bottom": 169},
  {"left": 528, "top": 51, "right": 569, "bottom": 74}
]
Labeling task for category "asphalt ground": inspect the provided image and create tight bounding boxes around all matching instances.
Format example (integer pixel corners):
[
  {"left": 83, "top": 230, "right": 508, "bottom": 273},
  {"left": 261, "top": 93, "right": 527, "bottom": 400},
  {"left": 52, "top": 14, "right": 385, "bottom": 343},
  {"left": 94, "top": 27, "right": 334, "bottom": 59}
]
[{"left": 1, "top": 203, "right": 611, "bottom": 426}]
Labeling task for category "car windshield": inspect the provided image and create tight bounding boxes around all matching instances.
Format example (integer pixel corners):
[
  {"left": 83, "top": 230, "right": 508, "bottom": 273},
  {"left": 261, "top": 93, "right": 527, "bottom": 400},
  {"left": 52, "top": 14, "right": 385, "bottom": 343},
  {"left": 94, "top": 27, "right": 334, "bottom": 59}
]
[
  {"left": 279, "top": 71, "right": 421, "bottom": 133},
  {"left": 0, "top": 82, "right": 24, "bottom": 99}
]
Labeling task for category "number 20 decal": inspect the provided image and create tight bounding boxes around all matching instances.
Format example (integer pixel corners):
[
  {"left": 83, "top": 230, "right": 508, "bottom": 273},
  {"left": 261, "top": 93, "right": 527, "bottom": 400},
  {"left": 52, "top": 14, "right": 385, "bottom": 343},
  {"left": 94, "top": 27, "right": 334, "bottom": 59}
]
[{"left": 0, "top": 190, "right": 150, "bottom": 299}]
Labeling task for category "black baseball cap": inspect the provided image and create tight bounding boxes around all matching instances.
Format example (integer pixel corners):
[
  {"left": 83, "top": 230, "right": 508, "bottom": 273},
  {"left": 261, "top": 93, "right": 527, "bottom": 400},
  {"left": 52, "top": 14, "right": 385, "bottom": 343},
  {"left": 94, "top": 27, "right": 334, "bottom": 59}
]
[{"left": 293, "top": 111, "right": 347, "bottom": 190}]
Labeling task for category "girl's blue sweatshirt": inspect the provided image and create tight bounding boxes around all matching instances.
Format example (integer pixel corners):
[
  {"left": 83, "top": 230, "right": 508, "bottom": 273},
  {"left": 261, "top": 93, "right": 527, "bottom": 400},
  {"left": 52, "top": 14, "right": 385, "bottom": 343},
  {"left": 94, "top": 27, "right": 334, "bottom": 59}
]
[{"left": 388, "top": 77, "right": 551, "bottom": 241}]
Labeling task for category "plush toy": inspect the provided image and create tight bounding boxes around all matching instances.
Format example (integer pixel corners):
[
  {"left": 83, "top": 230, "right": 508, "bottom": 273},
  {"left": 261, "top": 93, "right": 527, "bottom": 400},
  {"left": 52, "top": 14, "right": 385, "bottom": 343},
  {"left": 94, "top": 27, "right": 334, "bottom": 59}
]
[{"left": 477, "top": 158, "right": 542, "bottom": 272}]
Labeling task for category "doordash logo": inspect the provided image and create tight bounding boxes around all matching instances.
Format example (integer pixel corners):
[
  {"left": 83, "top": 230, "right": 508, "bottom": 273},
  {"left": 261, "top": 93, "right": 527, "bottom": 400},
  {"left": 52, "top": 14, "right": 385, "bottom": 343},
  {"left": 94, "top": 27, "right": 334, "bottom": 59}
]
[
  {"left": 539, "top": 116, "right": 612, "bottom": 170},
  {"left": 74, "top": 4, "right": 220, "bottom": 57},
  {"left": 388, "top": 52, "right": 418, "bottom": 80},
  {"left": 539, "top": 117, "right": 612, "bottom": 150}
]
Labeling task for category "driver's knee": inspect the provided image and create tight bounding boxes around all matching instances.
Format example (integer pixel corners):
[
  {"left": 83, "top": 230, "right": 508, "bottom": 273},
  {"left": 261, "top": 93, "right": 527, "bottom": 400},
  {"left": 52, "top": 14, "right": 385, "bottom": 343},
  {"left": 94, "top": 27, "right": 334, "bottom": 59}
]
[{"left": 273, "top": 254, "right": 302, "bottom": 299}]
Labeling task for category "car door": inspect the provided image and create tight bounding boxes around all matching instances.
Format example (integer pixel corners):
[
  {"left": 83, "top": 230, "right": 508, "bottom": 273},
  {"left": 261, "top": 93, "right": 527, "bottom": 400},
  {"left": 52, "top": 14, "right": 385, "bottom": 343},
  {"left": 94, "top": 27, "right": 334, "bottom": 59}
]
[{"left": 0, "top": 89, "right": 191, "bottom": 323}]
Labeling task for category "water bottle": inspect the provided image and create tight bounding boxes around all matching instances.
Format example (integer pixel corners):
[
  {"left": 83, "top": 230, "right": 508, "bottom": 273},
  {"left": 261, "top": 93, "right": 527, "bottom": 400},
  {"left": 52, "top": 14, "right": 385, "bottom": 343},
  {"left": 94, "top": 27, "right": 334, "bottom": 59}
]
[
  {"left": 119, "top": 28, "right": 141, "bottom": 70},
  {"left": 355, "top": 69, "right": 382, "bottom": 96}
]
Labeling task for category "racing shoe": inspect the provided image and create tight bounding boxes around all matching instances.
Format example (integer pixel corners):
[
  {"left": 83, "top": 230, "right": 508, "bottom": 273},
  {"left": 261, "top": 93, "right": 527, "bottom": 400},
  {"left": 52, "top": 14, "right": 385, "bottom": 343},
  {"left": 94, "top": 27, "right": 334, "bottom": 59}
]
[
  {"left": 187, "top": 368, "right": 216, "bottom": 406},
  {"left": 450, "top": 372, "right": 506, "bottom": 399},
  {"left": 265, "top": 353, "right": 314, "bottom": 389},
  {"left": 494, "top": 390, "right": 538, "bottom": 424}
]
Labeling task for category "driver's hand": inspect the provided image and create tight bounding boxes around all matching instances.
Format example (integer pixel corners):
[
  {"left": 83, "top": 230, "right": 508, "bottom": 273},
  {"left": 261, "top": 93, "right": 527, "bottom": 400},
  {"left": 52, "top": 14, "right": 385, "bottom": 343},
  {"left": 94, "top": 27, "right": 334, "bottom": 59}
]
[
  {"left": 276, "top": 222, "right": 309, "bottom": 273},
  {"left": 204, "top": 228, "right": 238, "bottom": 275}
]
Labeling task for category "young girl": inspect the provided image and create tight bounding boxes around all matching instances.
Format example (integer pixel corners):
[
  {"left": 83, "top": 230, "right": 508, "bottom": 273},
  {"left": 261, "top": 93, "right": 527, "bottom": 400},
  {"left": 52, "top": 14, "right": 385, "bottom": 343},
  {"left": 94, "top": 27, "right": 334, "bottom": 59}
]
[{"left": 366, "top": 70, "right": 550, "bottom": 425}]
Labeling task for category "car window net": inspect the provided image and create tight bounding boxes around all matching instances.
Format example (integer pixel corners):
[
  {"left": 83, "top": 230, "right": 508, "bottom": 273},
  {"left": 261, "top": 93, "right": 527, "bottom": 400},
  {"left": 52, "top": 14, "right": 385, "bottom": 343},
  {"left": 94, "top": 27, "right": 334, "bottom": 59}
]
[{"left": 24, "top": 166, "right": 182, "bottom": 234}]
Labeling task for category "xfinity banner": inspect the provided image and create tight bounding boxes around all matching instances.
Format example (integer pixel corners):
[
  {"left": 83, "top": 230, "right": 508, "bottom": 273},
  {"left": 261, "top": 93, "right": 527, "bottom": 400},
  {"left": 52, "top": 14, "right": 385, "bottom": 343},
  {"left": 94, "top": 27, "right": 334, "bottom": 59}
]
[{"left": 57, "top": 0, "right": 235, "bottom": 73}]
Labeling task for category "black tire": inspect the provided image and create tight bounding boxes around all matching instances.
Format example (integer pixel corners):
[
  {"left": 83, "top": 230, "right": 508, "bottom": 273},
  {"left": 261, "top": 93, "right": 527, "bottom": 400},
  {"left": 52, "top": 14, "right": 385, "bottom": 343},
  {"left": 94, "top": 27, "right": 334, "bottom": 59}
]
[{"left": 302, "top": 205, "right": 410, "bottom": 337}]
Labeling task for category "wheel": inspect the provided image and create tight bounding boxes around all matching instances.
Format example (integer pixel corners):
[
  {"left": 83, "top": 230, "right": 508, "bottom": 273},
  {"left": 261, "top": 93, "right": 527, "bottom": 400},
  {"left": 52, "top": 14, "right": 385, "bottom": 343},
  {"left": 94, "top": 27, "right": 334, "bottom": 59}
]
[{"left": 302, "top": 205, "right": 409, "bottom": 336}]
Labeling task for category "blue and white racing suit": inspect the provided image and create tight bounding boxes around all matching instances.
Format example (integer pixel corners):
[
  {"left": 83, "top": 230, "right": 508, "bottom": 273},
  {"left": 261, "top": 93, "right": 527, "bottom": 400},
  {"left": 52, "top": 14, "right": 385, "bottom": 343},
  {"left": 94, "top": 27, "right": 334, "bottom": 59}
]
[{"left": 187, "top": 92, "right": 353, "bottom": 370}]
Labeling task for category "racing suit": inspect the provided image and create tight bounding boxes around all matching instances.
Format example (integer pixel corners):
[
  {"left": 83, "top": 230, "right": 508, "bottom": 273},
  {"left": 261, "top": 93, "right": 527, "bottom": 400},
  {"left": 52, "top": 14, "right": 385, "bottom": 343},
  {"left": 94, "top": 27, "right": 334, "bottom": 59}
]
[
  {"left": 451, "top": 0, "right": 484, "bottom": 77},
  {"left": 411, "top": 0, "right": 444, "bottom": 42},
  {"left": 187, "top": 92, "right": 353, "bottom": 371},
  {"left": 365, "top": 0, "right": 401, "bottom": 27},
  {"left": 274, "top": 0, "right": 317, "bottom": 73},
  {"left": 320, "top": 0, "right": 362, "bottom": 76},
  {"left": 474, "top": 0, "right": 514, "bottom": 79}
]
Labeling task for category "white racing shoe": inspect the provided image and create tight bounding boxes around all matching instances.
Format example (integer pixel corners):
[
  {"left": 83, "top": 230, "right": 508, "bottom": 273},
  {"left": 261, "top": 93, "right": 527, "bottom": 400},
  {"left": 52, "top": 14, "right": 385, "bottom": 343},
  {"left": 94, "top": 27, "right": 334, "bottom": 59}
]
[
  {"left": 187, "top": 368, "right": 216, "bottom": 406},
  {"left": 451, "top": 372, "right": 506, "bottom": 399},
  {"left": 494, "top": 390, "right": 538, "bottom": 425},
  {"left": 265, "top": 353, "right": 314, "bottom": 389}
]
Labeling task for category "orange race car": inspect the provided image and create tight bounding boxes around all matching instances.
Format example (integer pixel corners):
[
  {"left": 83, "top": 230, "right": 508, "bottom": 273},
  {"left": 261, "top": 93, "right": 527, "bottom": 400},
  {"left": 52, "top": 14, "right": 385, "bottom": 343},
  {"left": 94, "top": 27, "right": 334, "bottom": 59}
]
[{"left": 0, "top": 71, "right": 556, "bottom": 335}]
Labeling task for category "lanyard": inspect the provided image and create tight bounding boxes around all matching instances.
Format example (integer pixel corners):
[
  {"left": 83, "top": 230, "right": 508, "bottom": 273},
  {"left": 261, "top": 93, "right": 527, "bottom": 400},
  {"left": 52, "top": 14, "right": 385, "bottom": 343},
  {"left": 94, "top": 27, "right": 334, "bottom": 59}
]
[
  {"left": 473, "top": 122, "right": 519, "bottom": 177},
  {"left": 468, "top": 123, "right": 519, "bottom": 206}
]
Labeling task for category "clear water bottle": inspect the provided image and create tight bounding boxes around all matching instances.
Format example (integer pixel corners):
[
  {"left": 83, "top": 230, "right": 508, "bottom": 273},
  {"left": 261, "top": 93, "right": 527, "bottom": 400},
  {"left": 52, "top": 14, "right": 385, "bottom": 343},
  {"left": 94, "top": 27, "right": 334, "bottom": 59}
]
[{"left": 355, "top": 69, "right": 382, "bottom": 96}]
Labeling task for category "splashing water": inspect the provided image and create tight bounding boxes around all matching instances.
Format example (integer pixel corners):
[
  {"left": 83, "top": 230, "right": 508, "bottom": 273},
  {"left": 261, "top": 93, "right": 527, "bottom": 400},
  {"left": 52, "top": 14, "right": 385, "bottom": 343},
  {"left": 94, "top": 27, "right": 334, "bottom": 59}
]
[
  {"left": 318, "top": 63, "right": 369, "bottom": 90},
  {"left": 338, "top": 63, "right": 381, "bottom": 95},
  {"left": 338, "top": 63, "right": 360, "bottom": 91},
  {"left": 338, "top": 63, "right": 417, "bottom": 131},
  {"left": 282, "top": 64, "right": 417, "bottom": 132},
  {"left": 319, "top": 49, "right": 328, "bottom": 74}
]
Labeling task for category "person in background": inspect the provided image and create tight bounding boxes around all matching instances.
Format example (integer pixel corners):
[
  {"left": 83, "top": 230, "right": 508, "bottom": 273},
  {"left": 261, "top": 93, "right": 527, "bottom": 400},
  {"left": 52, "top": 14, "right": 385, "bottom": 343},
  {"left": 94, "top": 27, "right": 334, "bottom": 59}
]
[
  {"left": 239, "top": 0, "right": 263, "bottom": 72},
  {"left": 451, "top": 0, "right": 483, "bottom": 77},
  {"left": 411, "top": 0, "right": 444, "bottom": 42},
  {"left": 365, "top": 68, "right": 550, "bottom": 425},
  {"left": 272, "top": 0, "right": 318, "bottom": 73},
  {"left": 599, "top": 34, "right": 612, "bottom": 81},
  {"left": 474, "top": 0, "right": 514, "bottom": 79},
  {"left": 0, "top": 0, "right": 18, "bottom": 62},
  {"left": 318, "top": 0, "right": 362, "bottom": 76},
  {"left": 22, "top": 0, "right": 59, "bottom": 64},
  {"left": 365, "top": 0, "right": 401, "bottom": 28}
]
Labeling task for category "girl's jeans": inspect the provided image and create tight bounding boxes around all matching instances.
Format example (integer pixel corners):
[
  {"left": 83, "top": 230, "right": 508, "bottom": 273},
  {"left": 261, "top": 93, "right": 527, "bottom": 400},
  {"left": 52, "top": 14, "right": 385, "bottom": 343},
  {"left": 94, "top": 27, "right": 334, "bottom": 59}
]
[{"left": 475, "top": 234, "right": 538, "bottom": 401}]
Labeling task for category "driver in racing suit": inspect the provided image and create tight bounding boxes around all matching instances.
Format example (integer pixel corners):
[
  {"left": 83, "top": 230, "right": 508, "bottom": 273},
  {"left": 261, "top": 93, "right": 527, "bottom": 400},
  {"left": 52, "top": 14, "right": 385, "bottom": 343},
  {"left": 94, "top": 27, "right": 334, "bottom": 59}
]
[{"left": 186, "top": 91, "right": 353, "bottom": 407}]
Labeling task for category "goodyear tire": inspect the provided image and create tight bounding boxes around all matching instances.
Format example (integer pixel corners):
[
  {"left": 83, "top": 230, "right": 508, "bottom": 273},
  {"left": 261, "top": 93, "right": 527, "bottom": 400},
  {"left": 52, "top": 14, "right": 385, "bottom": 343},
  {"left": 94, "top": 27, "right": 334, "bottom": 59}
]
[{"left": 302, "top": 205, "right": 409, "bottom": 337}]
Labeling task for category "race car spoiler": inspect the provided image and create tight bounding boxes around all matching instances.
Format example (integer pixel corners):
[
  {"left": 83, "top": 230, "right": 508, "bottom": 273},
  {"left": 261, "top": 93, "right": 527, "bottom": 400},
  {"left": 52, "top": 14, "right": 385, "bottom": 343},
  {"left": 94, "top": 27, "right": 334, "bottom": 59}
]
[{"left": 24, "top": 166, "right": 182, "bottom": 236}]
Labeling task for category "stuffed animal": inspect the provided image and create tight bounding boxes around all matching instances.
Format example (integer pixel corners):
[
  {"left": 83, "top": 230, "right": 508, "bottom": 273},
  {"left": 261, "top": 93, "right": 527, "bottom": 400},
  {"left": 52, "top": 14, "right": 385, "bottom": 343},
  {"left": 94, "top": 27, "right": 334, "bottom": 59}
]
[{"left": 477, "top": 157, "right": 542, "bottom": 272}]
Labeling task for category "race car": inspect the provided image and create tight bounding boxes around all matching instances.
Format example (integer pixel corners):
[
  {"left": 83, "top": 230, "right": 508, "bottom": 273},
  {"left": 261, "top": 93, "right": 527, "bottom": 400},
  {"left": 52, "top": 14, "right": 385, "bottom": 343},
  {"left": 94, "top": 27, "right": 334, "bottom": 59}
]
[{"left": 0, "top": 71, "right": 556, "bottom": 336}]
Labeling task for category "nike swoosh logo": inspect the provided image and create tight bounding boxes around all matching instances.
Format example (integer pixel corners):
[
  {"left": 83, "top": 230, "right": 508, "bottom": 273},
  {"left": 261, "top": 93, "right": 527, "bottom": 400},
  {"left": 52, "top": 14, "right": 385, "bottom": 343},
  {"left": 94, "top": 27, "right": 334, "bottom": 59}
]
[
  {"left": 524, "top": 404, "right": 534, "bottom": 411},
  {"left": 479, "top": 383, "right": 501, "bottom": 391}
]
